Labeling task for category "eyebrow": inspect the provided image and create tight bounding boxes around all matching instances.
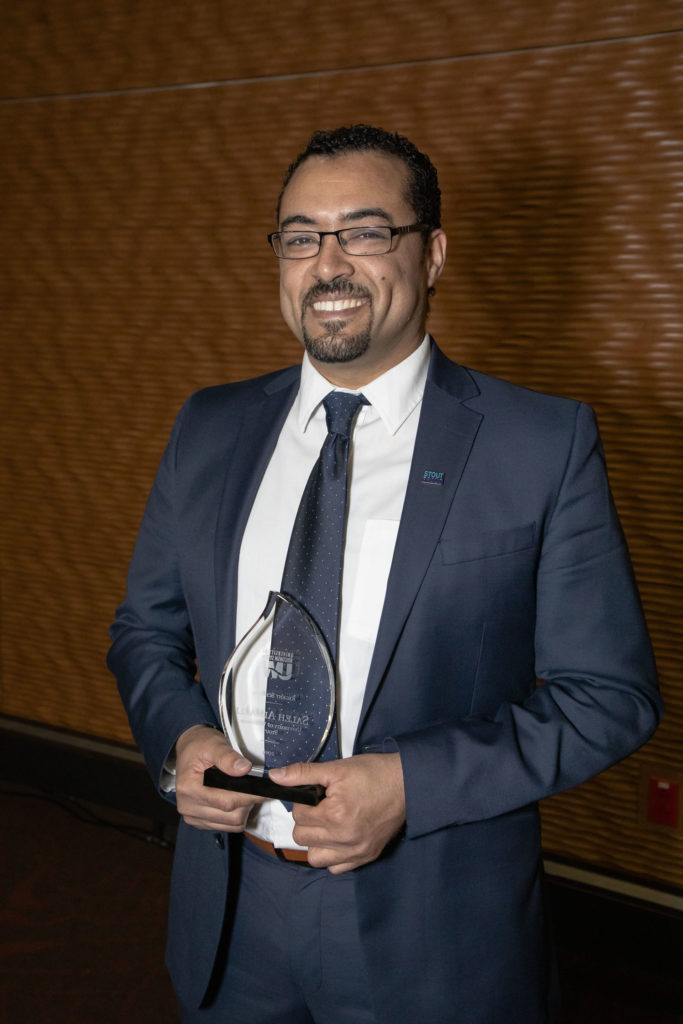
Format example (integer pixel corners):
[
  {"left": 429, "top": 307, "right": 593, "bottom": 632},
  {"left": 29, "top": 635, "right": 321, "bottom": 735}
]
[{"left": 279, "top": 207, "right": 394, "bottom": 230}]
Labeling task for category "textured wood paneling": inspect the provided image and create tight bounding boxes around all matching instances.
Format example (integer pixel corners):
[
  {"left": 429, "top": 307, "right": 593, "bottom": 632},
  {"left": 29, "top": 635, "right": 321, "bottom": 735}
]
[
  {"left": 1, "top": 0, "right": 683, "bottom": 99},
  {"left": 1, "top": 3, "right": 681, "bottom": 888}
]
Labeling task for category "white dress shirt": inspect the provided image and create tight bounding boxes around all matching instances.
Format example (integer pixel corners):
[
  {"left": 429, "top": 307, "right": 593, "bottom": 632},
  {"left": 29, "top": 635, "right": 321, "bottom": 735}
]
[{"left": 238, "top": 335, "right": 431, "bottom": 848}]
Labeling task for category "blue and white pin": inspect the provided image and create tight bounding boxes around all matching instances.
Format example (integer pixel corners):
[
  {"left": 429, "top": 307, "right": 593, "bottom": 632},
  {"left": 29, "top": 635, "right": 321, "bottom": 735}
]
[{"left": 422, "top": 469, "right": 445, "bottom": 486}]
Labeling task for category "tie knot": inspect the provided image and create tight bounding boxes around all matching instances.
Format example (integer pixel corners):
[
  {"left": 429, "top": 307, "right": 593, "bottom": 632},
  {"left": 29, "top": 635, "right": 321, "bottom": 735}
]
[{"left": 322, "top": 392, "right": 368, "bottom": 439}]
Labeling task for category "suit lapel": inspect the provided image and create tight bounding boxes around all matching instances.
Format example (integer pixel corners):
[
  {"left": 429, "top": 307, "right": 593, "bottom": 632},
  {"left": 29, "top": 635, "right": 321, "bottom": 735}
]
[
  {"left": 358, "top": 348, "right": 483, "bottom": 729},
  {"left": 209, "top": 346, "right": 482, "bottom": 732},
  {"left": 213, "top": 369, "right": 299, "bottom": 662}
]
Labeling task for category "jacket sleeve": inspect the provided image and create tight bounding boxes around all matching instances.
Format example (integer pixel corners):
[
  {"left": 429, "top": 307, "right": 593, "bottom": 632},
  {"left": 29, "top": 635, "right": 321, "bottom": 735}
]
[
  {"left": 394, "top": 402, "right": 663, "bottom": 839},
  {"left": 107, "top": 400, "right": 219, "bottom": 795}
]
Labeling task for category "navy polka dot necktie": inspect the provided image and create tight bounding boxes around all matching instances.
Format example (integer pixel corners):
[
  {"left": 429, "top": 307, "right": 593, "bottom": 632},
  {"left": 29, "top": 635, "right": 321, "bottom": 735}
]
[{"left": 266, "top": 391, "right": 368, "bottom": 766}]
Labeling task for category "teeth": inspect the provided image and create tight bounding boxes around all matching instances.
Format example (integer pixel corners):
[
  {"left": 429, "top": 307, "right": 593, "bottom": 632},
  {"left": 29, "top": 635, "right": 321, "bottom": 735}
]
[{"left": 312, "top": 298, "right": 365, "bottom": 312}]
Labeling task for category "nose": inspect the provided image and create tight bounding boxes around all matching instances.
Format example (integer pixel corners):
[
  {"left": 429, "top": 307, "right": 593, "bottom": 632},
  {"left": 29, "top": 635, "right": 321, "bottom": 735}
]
[{"left": 311, "top": 233, "right": 355, "bottom": 282}]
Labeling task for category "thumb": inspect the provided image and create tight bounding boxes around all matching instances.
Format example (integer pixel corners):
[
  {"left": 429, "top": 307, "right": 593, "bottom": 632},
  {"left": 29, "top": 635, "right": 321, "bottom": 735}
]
[
  {"left": 215, "top": 747, "right": 252, "bottom": 777},
  {"left": 269, "top": 761, "right": 320, "bottom": 785}
]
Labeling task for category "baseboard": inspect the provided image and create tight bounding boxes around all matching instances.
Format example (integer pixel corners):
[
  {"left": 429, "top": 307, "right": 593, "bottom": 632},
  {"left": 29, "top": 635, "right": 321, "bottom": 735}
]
[
  {"left": 545, "top": 858, "right": 683, "bottom": 914},
  {"left": 0, "top": 714, "right": 177, "bottom": 825}
]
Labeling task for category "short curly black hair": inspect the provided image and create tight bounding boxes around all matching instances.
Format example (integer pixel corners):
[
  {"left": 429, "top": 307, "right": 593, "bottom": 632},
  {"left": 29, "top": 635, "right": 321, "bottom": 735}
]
[{"left": 276, "top": 124, "right": 441, "bottom": 230}]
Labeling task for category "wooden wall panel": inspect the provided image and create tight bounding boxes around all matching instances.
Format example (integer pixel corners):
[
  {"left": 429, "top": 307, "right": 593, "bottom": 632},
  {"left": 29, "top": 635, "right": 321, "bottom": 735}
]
[
  {"left": 1, "top": 2, "right": 681, "bottom": 889},
  {"left": 1, "top": 0, "right": 682, "bottom": 98}
]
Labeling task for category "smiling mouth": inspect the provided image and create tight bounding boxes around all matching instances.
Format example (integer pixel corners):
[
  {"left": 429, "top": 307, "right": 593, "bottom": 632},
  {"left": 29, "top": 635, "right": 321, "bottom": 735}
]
[{"left": 311, "top": 297, "right": 367, "bottom": 313}]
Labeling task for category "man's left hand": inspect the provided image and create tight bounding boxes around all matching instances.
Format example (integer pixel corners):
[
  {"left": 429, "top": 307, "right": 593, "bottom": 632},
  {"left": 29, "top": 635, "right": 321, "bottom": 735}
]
[{"left": 269, "top": 753, "right": 405, "bottom": 874}]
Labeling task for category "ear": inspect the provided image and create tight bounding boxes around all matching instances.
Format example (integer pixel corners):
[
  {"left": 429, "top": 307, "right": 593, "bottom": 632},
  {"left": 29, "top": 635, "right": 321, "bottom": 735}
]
[{"left": 425, "top": 229, "right": 447, "bottom": 289}]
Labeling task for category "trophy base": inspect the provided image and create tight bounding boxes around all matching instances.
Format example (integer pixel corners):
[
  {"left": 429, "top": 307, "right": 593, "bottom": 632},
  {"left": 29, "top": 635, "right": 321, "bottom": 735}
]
[{"left": 203, "top": 766, "right": 326, "bottom": 806}]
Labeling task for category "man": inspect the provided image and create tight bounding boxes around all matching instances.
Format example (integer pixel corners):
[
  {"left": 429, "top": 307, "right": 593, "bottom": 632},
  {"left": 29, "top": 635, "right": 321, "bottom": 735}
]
[{"left": 108, "top": 125, "right": 662, "bottom": 1023}]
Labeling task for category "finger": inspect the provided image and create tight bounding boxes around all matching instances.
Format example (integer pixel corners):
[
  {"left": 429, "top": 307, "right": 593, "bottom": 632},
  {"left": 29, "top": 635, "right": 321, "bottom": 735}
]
[
  {"left": 186, "top": 795, "right": 253, "bottom": 820},
  {"left": 291, "top": 791, "right": 351, "bottom": 835},
  {"left": 289, "top": 801, "right": 326, "bottom": 827},
  {"left": 269, "top": 761, "right": 330, "bottom": 787},
  {"left": 326, "top": 861, "right": 358, "bottom": 875},
  {"left": 214, "top": 751, "right": 253, "bottom": 777},
  {"left": 183, "top": 815, "right": 251, "bottom": 833},
  {"left": 291, "top": 819, "right": 360, "bottom": 854},
  {"left": 305, "top": 846, "right": 359, "bottom": 873},
  {"left": 178, "top": 775, "right": 258, "bottom": 816},
  {"left": 180, "top": 793, "right": 256, "bottom": 828}
]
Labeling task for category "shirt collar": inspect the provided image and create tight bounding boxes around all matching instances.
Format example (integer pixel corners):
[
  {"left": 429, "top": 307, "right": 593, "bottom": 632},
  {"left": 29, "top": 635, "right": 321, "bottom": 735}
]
[{"left": 295, "top": 335, "right": 431, "bottom": 436}]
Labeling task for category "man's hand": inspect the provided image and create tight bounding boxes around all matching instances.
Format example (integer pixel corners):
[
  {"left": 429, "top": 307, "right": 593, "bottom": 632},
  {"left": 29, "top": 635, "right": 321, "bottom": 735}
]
[
  {"left": 174, "top": 725, "right": 264, "bottom": 832},
  {"left": 269, "top": 753, "right": 405, "bottom": 874}
]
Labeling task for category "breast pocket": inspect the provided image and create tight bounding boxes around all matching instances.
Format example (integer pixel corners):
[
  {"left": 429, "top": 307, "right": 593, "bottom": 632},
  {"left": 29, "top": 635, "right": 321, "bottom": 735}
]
[{"left": 439, "top": 522, "right": 537, "bottom": 566}]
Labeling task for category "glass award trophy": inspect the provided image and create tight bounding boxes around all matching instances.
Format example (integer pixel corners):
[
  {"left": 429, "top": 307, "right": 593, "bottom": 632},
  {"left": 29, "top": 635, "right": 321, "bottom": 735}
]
[{"left": 203, "top": 591, "right": 334, "bottom": 805}]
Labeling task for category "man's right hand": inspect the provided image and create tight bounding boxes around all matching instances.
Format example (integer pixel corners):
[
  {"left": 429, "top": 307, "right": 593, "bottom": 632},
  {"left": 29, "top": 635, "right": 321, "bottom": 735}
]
[{"left": 174, "top": 725, "right": 264, "bottom": 832}]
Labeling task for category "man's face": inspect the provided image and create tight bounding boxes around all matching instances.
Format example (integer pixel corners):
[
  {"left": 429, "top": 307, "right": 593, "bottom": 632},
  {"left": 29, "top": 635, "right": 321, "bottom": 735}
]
[{"left": 276, "top": 151, "right": 446, "bottom": 386}]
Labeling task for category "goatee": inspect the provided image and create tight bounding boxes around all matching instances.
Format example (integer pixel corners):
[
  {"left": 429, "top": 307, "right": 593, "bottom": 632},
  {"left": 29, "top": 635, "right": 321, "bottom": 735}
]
[
  {"left": 302, "top": 319, "right": 372, "bottom": 364},
  {"left": 301, "top": 279, "right": 372, "bottom": 363}
]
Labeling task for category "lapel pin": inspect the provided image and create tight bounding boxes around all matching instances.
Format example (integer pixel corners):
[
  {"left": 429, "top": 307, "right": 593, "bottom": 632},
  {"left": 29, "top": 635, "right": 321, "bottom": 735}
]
[{"left": 422, "top": 469, "right": 445, "bottom": 486}]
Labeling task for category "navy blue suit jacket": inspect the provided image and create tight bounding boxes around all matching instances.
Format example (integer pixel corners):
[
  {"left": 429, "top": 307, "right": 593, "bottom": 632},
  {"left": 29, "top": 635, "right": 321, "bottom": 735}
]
[{"left": 108, "top": 341, "right": 661, "bottom": 1022}]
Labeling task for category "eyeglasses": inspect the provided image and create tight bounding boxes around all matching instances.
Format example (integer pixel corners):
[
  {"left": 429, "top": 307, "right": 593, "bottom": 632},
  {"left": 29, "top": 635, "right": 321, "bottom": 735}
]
[{"left": 268, "top": 223, "right": 429, "bottom": 260}]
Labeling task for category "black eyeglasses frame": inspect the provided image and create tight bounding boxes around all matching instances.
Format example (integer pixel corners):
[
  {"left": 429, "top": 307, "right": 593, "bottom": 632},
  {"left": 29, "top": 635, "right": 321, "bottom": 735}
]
[{"left": 267, "top": 222, "right": 431, "bottom": 259}]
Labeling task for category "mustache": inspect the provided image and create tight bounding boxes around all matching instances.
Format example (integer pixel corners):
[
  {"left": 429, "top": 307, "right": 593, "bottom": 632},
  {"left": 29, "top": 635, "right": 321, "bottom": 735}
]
[{"left": 303, "top": 280, "right": 371, "bottom": 309}]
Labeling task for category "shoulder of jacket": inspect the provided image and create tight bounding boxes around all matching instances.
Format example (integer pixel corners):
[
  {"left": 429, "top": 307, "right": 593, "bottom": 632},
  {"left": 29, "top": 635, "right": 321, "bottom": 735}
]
[{"left": 174, "top": 364, "right": 300, "bottom": 423}]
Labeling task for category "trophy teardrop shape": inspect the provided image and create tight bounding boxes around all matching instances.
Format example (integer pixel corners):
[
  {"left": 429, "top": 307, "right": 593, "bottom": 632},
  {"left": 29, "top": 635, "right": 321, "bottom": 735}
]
[{"left": 218, "top": 591, "right": 336, "bottom": 774}]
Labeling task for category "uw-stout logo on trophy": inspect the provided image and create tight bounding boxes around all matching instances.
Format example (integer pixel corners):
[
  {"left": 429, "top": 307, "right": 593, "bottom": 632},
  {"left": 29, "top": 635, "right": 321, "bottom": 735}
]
[{"left": 268, "top": 647, "right": 296, "bottom": 682}]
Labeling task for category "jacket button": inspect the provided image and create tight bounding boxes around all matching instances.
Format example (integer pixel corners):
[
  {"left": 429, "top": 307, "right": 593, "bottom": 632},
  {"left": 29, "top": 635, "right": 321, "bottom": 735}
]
[{"left": 214, "top": 833, "right": 225, "bottom": 849}]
